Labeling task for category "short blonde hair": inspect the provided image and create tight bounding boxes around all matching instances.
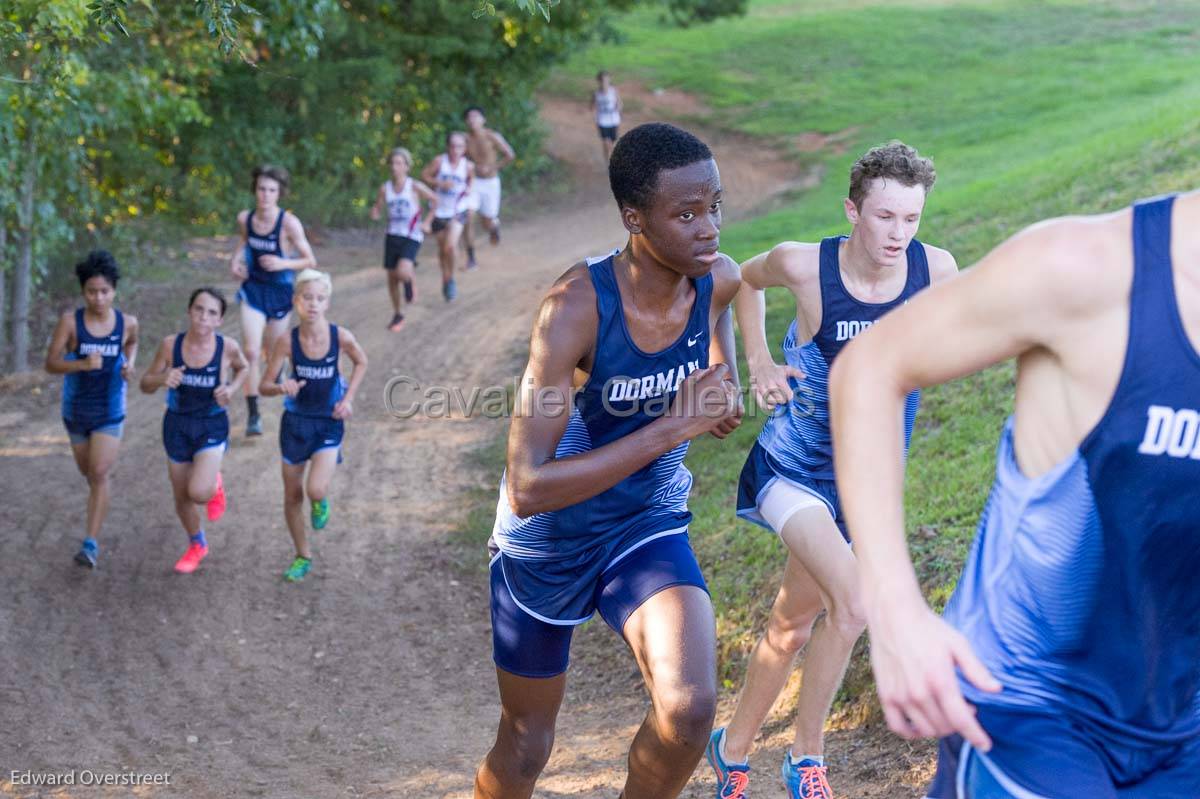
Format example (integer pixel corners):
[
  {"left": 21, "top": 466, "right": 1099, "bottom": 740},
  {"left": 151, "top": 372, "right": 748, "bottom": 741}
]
[
  {"left": 294, "top": 268, "right": 332, "bottom": 296},
  {"left": 389, "top": 147, "right": 413, "bottom": 168}
]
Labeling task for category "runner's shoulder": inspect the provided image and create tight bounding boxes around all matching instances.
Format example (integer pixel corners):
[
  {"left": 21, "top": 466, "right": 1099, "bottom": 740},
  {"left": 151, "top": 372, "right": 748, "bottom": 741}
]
[
  {"left": 535, "top": 262, "right": 599, "bottom": 343},
  {"left": 916, "top": 241, "right": 958, "bottom": 282},
  {"left": 709, "top": 253, "right": 742, "bottom": 305},
  {"left": 769, "top": 240, "right": 822, "bottom": 287}
]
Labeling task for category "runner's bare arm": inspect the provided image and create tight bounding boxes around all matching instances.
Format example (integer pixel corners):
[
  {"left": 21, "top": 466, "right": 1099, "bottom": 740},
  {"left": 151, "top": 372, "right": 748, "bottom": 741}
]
[
  {"left": 332, "top": 327, "right": 368, "bottom": 420},
  {"left": 421, "top": 156, "right": 442, "bottom": 189},
  {"left": 505, "top": 268, "right": 738, "bottom": 517},
  {"left": 217, "top": 338, "right": 250, "bottom": 404},
  {"left": 492, "top": 131, "right": 515, "bottom": 170},
  {"left": 120, "top": 313, "right": 139, "bottom": 380},
  {"left": 44, "top": 312, "right": 92, "bottom": 374},
  {"left": 830, "top": 219, "right": 1095, "bottom": 751},
  {"left": 259, "top": 214, "right": 316, "bottom": 272},
  {"left": 370, "top": 184, "right": 387, "bottom": 222},
  {"left": 735, "top": 243, "right": 812, "bottom": 409},
  {"left": 259, "top": 335, "right": 296, "bottom": 397},
  {"left": 139, "top": 336, "right": 177, "bottom": 393},
  {"left": 708, "top": 255, "right": 744, "bottom": 439},
  {"left": 230, "top": 210, "right": 249, "bottom": 279}
]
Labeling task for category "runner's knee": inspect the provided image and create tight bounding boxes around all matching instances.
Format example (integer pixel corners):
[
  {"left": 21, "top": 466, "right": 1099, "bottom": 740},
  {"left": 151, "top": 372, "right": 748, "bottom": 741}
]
[
  {"left": 765, "top": 607, "right": 817, "bottom": 656},
  {"left": 500, "top": 715, "right": 555, "bottom": 779},
  {"left": 825, "top": 595, "right": 868, "bottom": 642},
  {"left": 652, "top": 683, "right": 717, "bottom": 750}
]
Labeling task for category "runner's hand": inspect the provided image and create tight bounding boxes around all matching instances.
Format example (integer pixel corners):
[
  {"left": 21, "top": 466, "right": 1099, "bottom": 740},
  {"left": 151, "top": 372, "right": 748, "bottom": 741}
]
[
  {"left": 258, "top": 254, "right": 284, "bottom": 272},
  {"left": 120, "top": 361, "right": 136, "bottom": 381},
  {"left": 280, "top": 378, "right": 306, "bottom": 397},
  {"left": 213, "top": 384, "right": 233, "bottom": 406},
  {"left": 749, "top": 359, "right": 804, "bottom": 410},
  {"left": 82, "top": 351, "right": 104, "bottom": 371},
  {"left": 231, "top": 255, "right": 248, "bottom": 280},
  {"left": 667, "top": 363, "right": 740, "bottom": 440},
  {"left": 709, "top": 381, "right": 744, "bottom": 439},
  {"left": 164, "top": 366, "right": 185, "bottom": 389},
  {"left": 332, "top": 398, "right": 353, "bottom": 420},
  {"left": 869, "top": 594, "right": 1002, "bottom": 751},
  {"left": 370, "top": 206, "right": 381, "bottom": 222}
]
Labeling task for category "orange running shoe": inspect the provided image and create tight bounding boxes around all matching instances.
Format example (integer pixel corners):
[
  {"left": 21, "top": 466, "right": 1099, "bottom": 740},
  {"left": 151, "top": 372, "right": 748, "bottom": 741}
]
[
  {"left": 174, "top": 542, "right": 209, "bottom": 574},
  {"left": 206, "top": 472, "right": 226, "bottom": 522}
]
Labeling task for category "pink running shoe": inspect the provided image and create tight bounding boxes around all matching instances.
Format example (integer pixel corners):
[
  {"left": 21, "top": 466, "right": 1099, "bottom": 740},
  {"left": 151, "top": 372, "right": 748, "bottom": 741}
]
[
  {"left": 174, "top": 542, "right": 209, "bottom": 574},
  {"left": 206, "top": 472, "right": 226, "bottom": 522}
]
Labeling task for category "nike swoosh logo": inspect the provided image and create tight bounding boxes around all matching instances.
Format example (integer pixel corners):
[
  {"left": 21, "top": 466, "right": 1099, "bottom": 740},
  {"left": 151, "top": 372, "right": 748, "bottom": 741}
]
[{"left": 687, "top": 334, "right": 702, "bottom": 347}]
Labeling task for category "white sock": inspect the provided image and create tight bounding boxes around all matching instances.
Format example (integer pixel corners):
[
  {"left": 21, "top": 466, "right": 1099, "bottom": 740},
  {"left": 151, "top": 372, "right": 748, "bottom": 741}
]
[
  {"left": 718, "top": 729, "right": 749, "bottom": 767},
  {"left": 787, "top": 750, "right": 824, "bottom": 767}
]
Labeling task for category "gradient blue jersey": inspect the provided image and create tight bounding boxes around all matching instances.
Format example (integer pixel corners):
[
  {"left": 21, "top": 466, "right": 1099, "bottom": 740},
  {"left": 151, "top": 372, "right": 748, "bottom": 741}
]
[
  {"left": 946, "top": 195, "right": 1200, "bottom": 748},
  {"left": 284, "top": 324, "right": 345, "bottom": 418},
  {"left": 166, "top": 333, "right": 225, "bottom": 417},
  {"left": 491, "top": 253, "right": 712, "bottom": 621},
  {"left": 758, "top": 236, "right": 928, "bottom": 480},
  {"left": 61, "top": 308, "right": 126, "bottom": 426},
  {"left": 244, "top": 208, "right": 294, "bottom": 288}
]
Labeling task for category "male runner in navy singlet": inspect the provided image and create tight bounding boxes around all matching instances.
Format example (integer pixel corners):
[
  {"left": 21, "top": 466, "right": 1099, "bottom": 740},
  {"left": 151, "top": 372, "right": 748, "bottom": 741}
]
[
  {"left": 475, "top": 123, "right": 744, "bottom": 799},
  {"left": 833, "top": 192, "right": 1200, "bottom": 798}
]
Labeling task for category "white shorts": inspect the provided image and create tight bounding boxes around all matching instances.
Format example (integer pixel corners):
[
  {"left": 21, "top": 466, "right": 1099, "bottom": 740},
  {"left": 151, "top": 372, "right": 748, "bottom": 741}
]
[
  {"left": 472, "top": 176, "right": 502, "bottom": 220},
  {"left": 757, "top": 477, "right": 830, "bottom": 534}
]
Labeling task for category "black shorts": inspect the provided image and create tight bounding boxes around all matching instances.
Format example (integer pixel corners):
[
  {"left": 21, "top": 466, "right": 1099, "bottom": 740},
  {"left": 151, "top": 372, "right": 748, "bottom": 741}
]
[
  {"left": 384, "top": 234, "right": 421, "bottom": 269},
  {"left": 431, "top": 213, "right": 467, "bottom": 233},
  {"left": 598, "top": 125, "right": 619, "bottom": 141}
]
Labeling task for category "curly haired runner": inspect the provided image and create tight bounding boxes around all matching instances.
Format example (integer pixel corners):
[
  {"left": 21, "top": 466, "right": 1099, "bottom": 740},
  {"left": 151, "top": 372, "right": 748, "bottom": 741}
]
[
  {"left": 140, "top": 288, "right": 248, "bottom": 574},
  {"left": 475, "top": 123, "right": 744, "bottom": 799},
  {"left": 44, "top": 250, "right": 140, "bottom": 569},
  {"left": 260, "top": 270, "right": 367, "bottom": 583},
  {"left": 707, "top": 143, "right": 957, "bottom": 799}
]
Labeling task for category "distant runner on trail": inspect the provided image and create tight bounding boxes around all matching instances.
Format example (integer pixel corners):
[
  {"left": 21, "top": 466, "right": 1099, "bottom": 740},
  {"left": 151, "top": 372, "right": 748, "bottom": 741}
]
[
  {"left": 590, "top": 70, "right": 623, "bottom": 162},
  {"left": 421, "top": 133, "right": 475, "bottom": 302},
  {"left": 230, "top": 164, "right": 317, "bottom": 438},
  {"left": 463, "top": 106, "right": 515, "bottom": 270},
  {"left": 44, "top": 250, "right": 140, "bottom": 570},
  {"left": 139, "top": 288, "right": 248, "bottom": 574},
  {"left": 260, "top": 270, "right": 367, "bottom": 583},
  {"left": 370, "top": 146, "right": 437, "bottom": 332}
]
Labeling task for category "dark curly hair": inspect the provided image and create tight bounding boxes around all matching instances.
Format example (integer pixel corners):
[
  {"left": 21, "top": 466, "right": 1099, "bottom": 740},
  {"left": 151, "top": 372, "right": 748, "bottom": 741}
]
[
  {"left": 608, "top": 123, "right": 713, "bottom": 211},
  {"left": 848, "top": 141, "right": 936, "bottom": 210},
  {"left": 75, "top": 250, "right": 120, "bottom": 288}
]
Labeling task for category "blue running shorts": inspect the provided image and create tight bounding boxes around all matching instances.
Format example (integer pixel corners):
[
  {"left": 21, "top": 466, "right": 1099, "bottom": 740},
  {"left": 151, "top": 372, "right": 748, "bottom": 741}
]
[{"left": 489, "top": 532, "right": 708, "bottom": 678}]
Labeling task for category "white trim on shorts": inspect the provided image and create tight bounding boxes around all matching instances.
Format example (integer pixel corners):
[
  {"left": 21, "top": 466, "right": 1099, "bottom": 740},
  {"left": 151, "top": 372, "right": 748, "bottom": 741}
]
[
  {"left": 947, "top": 741, "right": 1050, "bottom": 799},
  {"left": 472, "top": 175, "right": 502, "bottom": 219}
]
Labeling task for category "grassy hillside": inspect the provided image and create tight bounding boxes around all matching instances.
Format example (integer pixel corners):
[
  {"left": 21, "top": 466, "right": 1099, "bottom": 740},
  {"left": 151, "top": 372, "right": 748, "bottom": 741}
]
[{"left": 536, "top": 0, "right": 1200, "bottom": 697}]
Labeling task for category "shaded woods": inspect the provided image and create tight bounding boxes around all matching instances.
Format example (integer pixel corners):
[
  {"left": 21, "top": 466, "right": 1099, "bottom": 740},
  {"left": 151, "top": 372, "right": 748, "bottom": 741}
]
[{"left": 0, "top": 0, "right": 743, "bottom": 371}]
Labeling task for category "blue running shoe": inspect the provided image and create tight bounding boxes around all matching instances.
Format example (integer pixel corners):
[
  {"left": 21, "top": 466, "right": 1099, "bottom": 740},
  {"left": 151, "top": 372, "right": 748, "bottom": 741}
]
[
  {"left": 782, "top": 754, "right": 832, "bottom": 799},
  {"left": 74, "top": 537, "right": 98, "bottom": 568},
  {"left": 443, "top": 278, "right": 458, "bottom": 302},
  {"left": 706, "top": 728, "right": 750, "bottom": 799}
]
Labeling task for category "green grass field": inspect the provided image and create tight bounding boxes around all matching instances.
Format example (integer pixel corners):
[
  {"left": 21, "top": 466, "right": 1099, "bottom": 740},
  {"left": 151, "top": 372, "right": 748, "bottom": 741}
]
[{"left": 529, "top": 0, "right": 1200, "bottom": 701}]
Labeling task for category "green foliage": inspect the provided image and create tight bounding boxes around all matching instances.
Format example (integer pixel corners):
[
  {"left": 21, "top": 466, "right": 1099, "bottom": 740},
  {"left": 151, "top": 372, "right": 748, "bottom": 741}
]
[{"left": 545, "top": 0, "right": 1200, "bottom": 700}]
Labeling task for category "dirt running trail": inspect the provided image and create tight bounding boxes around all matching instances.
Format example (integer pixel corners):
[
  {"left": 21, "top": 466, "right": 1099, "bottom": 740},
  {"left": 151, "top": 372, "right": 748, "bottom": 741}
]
[{"left": 0, "top": 95, "right": 922, "bottom": 798}]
